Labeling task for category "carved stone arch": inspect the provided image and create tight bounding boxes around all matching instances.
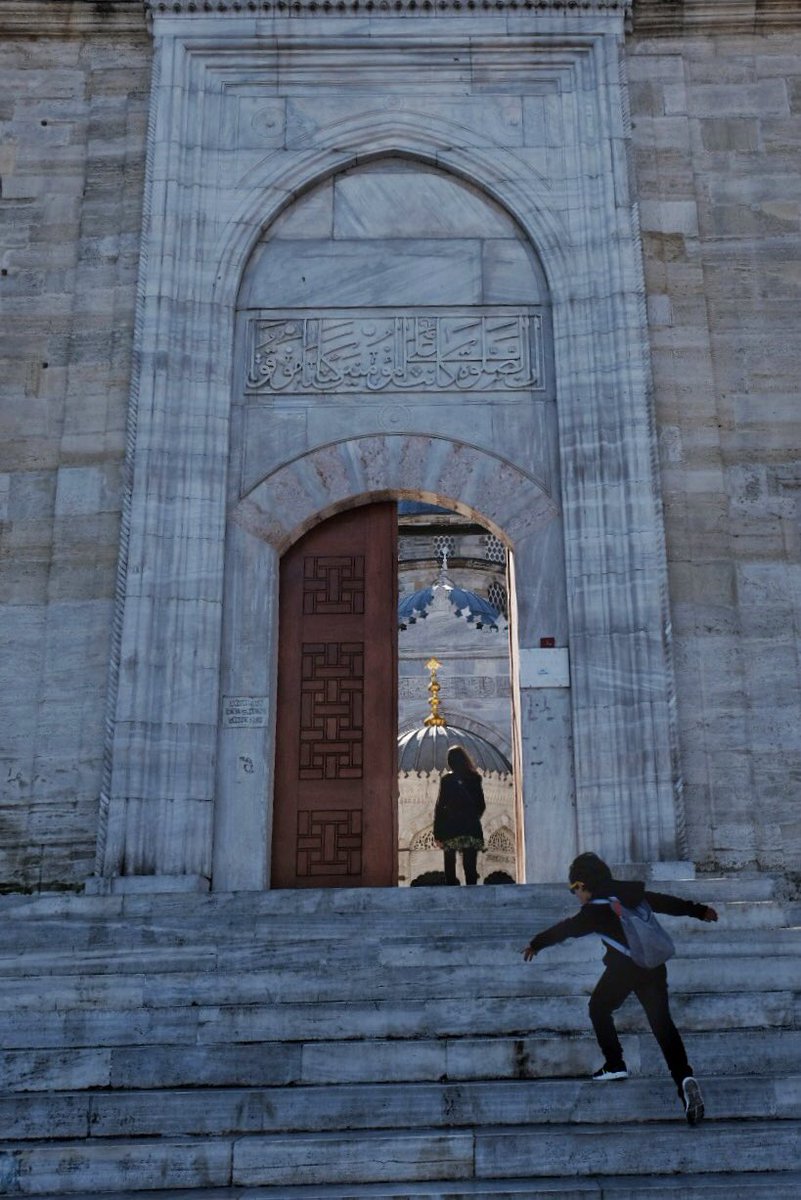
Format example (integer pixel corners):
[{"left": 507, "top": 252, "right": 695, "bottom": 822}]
[{"left": 233, "top": 435, "right": 558, "bottom": 556}]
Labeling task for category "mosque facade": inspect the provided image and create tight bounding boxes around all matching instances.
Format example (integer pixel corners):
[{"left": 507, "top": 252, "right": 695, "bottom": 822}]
[{"left": 1, "top": 0, "right": 799, "bottom": 893}]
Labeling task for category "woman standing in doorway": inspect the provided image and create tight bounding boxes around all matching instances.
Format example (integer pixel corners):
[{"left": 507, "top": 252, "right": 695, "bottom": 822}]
[{"left": 433, "top": 746, "right": 486, "bottom": 885}]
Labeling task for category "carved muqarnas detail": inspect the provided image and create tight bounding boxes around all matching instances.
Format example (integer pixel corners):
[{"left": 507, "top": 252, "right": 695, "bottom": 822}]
[
  {"left": 299, "top": 642, "right": 364, "bottom": 779},
  {"left": 246, "top": 310, "right": 543, "bottom": 394},
  {"left": 410, "top": 826, "right": 438, "bottom": 852},
  {"left": 487, "top": 827, "right": 516, "bottom": 862},
  {"left": 303, "top": 555, "right": 365, "bottom": 615},
  {"left": 296, "top": 809, "right": 362, "bottom": 877}
]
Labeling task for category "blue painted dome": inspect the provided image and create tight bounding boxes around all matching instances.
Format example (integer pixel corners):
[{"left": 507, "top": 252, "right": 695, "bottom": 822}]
[{"left": 398, "top": 580, "right": 502, "bottom": 631}]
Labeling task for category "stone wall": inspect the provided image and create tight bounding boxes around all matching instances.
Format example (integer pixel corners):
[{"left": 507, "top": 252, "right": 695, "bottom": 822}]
[
  {"left": 0, "top": 3, "right": 149, "bottom": 889},
  {"left": 630, "top": 17, "right": 801, "bottom": 870}
]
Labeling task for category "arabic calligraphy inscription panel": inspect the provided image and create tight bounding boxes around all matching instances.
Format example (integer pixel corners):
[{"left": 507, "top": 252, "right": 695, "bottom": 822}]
[{"left": 245, "top": 309, "right": 544, "bottom": 395}]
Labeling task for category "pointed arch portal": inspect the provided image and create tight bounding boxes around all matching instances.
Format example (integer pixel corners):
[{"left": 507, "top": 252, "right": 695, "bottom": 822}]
[{"left": 94, "top": 13, "right": 688, "bottom": 897}]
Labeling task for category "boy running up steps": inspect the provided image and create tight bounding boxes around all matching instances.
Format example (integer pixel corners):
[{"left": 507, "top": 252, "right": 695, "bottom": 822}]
[{"left": 522, "top": 851, "right": 718, "bottom": 1125}]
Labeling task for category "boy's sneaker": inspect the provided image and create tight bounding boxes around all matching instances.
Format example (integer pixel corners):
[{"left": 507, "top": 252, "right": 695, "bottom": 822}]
[
  {"left": 681, "top": 1076, "right": 705, "bottom": 1125},
  {"left": 591, "top": 1063, "right": 628, "bottom": 1081}
]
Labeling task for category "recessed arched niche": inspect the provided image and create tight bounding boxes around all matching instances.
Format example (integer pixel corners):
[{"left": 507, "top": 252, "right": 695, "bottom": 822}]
[
  {"left": 231, "top": 158, "right": 554, "bottom": 500},
  {"left": 214, "top": 156, "right": 570, "bottom": 891}
]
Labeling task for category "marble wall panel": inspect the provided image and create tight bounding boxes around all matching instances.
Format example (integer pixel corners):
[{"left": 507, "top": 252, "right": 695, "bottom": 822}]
[
  {"left": 238, "top": 239, "right": 484, "bottom": 309},
  {"left": 268, "top": 184, "right": 334, "bottom": 239},
  {"left": 285, "top": 95, "right": 525, "bottom": 150},
  {"left": 332, "top": 168, "right": 517, "bottom": 241},
  {"left": 213, "top": 524, "right": 278, "bottom": 891},
  {"left": 518, "top": 688, "right": 575, "bottom": 877},
  {"left": 239, "top": 410, "right": 309, "bottom": 497},
  {"left": 481, "top": 240, "right": 549, "bottom": 306},
  {"left": 304, "top": 402, "right": 494, "bottom": 452},
  {"left": 485, "top": 403, "right": 556, "bottom": 493}
]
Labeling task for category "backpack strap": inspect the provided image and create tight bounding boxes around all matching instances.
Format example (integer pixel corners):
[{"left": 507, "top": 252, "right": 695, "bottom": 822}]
[{"left": 589, "top": 897, "right": 631, "bottom": 958}]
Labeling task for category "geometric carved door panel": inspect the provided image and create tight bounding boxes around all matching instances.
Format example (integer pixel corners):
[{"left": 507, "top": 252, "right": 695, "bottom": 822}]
[{"left": 272, "top": 504, "right": 398, "bottom": 887}]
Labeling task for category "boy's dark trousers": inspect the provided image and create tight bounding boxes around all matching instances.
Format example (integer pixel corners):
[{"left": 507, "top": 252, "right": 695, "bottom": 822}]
[
  {"left": 443, "top": 848, "right": 478, "bottom": 885},
  {"left": 588, "top": 956, "right": 691, "bottom": 1096}
]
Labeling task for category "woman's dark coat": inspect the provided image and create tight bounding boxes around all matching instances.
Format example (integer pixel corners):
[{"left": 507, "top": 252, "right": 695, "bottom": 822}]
[{"left": 433, "top": 772, "right": 486, "bottom": 843}]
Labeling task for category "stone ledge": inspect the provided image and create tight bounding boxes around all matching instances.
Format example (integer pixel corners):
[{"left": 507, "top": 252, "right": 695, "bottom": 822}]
[
  {"left": 84, "top": 872, "right": 211, "bottom": 895},
  {"left": 633, "top": 0, "right": 801, "bottom": 36},
  {"left": 0, "top": 0, "right": 148, "bottom": 36}
]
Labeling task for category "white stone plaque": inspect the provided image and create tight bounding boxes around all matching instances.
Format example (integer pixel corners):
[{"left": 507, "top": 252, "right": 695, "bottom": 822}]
[
  {"left": 518, "top": 648, "right": 570, "bottom": 688},
  {"left": 223, "top": 696, "right": 269, "bottom": 728}
]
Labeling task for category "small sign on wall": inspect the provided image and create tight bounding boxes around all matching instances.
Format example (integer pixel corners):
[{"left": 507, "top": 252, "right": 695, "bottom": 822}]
[
  {"left": 223, "top": 696, "right": 269, "bottom": 728},
  {"left": 518, "top": 648, "right": 570, "bottom": 688}
]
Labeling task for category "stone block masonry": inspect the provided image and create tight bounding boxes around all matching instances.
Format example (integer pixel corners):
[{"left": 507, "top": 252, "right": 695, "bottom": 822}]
[
  {"left": 0, "top": 3, "right": 150, "bottom": 890},
  {"left": 630, "top": 20, "right": 801, "bottom": 872}
]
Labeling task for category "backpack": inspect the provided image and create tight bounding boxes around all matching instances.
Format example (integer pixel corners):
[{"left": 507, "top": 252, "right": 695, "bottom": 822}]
[{"left": 591, "top": 896, "right": 676, "bottom": 969}]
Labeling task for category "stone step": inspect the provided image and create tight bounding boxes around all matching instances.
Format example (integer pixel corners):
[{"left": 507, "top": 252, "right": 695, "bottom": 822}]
[
  {"left": 4, "top": 1027, "right": 800, "bottom": 1093},
  {"left": 0, "top": 986, "right": 796, "bottom": 1050},
  {"left": 1, "top": 951, "right": 799, "bottom": 1012},
  {"left": 2, "top": 1121, "right": 799, "bottom": 1194},
  {"left": 0, "top": 877, "right": 776, "bottom": 923},
  {"left": 2, "top": 921, "right": 798, "bottom": 982},
  {"left": 2, "top": 1075, "right": 799, "bottom": 1141},
  {"left": 0, "top": 879, "right": 795, "bottom": 1200},
  {"left": 2, "top": 889, "right": 784, "bottom": 926},
  {"left": 0, "top": 921, "right": 795, "bottom": 980},
  {"left": 20, "top": 1174, "right": 801, "bottom": 1200},
  {"left": 0, "top": 884, "right": 784, "bottom": 952}
]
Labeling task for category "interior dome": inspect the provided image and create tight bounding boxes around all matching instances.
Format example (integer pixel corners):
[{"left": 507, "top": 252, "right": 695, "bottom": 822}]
[{"left": 397, "top": 723, "right": 512, "bottom": 776}]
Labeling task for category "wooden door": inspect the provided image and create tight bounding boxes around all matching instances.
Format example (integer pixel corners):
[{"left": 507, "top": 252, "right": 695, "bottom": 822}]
[{"left": 271, "top": 504, "right": 398, "bottom": 888}]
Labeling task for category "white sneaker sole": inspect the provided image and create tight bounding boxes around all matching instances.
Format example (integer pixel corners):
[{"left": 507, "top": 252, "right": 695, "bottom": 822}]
[
  {"left": 682, "top": 1077, "right": 705, "bottom": 1125},
  {"left": 592, "top": 1070, "right": 629, "bottom": 1081}
]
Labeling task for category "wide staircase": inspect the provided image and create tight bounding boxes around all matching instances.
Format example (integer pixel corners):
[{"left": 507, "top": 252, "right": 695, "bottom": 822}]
[{"left": 1, "top": 877, "right": 799, "bottom": 1199}]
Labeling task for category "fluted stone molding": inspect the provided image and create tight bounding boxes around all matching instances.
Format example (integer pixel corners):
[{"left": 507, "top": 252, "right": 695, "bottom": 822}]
[
  {"left": 96, "top": 4, "right": 685, "bottom": 888},
  {"left": 95, "top": 23, "right": 164, "bottom": 884},
  {"left": 3, "top": 0, "right": 794, "bottom": 38},
  {"left": 143, "top": 0, "right": 630, "bottom": 15}
]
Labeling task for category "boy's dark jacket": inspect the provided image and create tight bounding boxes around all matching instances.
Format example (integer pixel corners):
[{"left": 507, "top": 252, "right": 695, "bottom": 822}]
[{"left": 529, "top": 879, "right": 709, "bottom": 964}]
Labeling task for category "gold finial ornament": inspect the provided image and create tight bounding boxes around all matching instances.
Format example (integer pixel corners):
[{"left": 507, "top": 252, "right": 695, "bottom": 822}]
[{"left": 424, "top": 656, "right": 447, "bottom": 727}]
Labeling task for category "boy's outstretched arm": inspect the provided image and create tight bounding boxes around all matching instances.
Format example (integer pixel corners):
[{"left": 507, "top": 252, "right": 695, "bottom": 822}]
[
  {"left": 521, "top": 910, "right": 593, "bottom": 961},
  {"left": 645, "top": 890, "right": 719, "bottom": 923}
]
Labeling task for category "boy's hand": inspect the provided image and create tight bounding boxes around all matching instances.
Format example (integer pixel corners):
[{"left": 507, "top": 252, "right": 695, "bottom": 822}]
[
  {"left": 702, "top": 906, "right": 718, "bottom": 922},
  {"left": 522, "top": 943, "right": 537, "bottom": 961}
]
